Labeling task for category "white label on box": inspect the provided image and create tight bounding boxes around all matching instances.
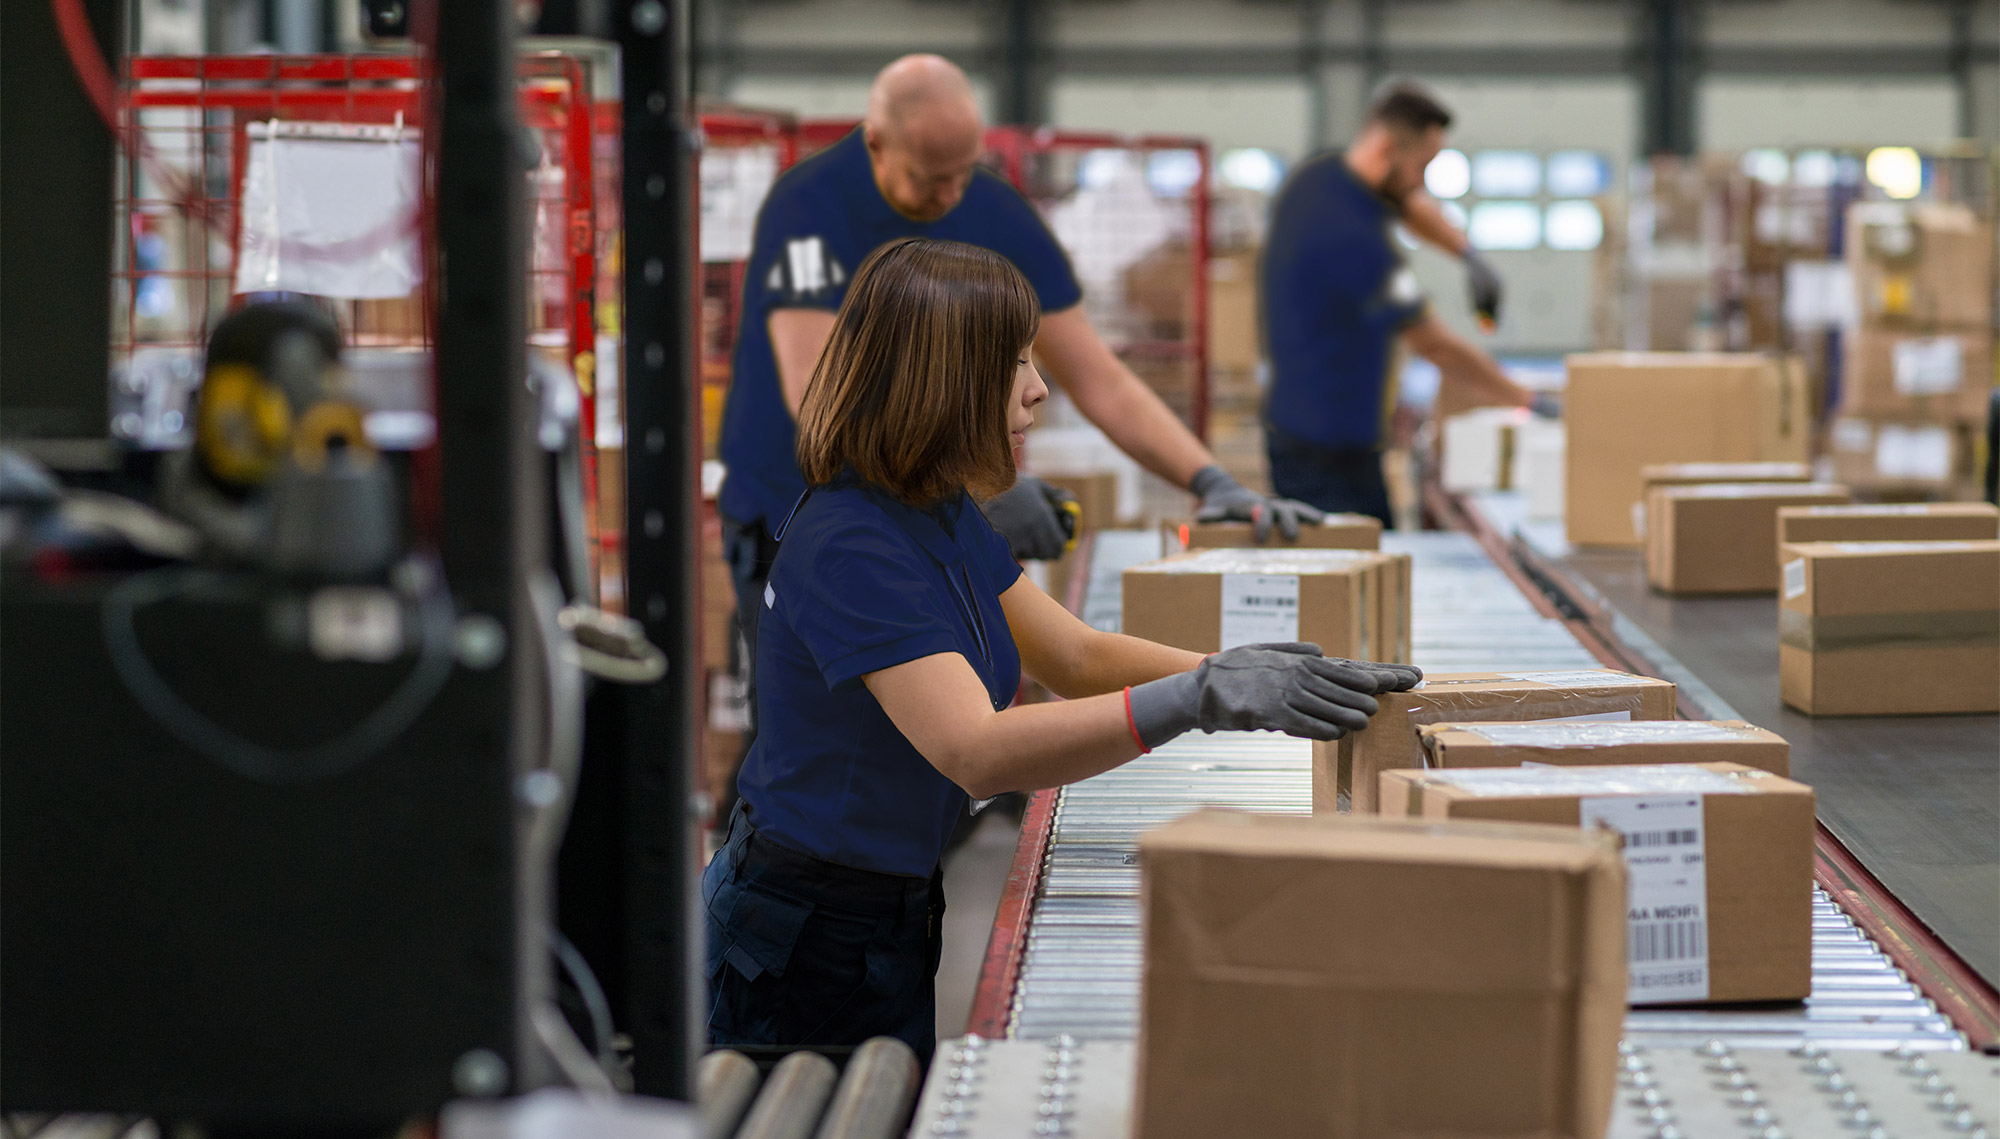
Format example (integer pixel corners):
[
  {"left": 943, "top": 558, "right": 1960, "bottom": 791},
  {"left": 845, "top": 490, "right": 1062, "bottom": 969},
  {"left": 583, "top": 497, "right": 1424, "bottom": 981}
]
[
  {"left": 1831, "top": 418, "right": 1874, "bottom": 453},
  {"left": 1892, "top": 337, "right": 1964, "bottom": 396},
  {"left": 1581, "top": 794, "right": 1711, "bottom": 1003},
  {"left": 1782, "top": 261, "right": 1856, "bottom": 330},
  {"left": 1874, "top": 424, "right": 1953, "bottom": 480},
  {"left": 1500, "top": 670, "right": 1656, "bottom": 687},
  {"left": 1630, "top": 500, "right": 1647, "bottom": 540},
  {"left": 1219, "top": 573, "right": 1299, "bottom": 650},
  {"left": 1783, "top": 558, "right": 1807, "bottom": 600}
]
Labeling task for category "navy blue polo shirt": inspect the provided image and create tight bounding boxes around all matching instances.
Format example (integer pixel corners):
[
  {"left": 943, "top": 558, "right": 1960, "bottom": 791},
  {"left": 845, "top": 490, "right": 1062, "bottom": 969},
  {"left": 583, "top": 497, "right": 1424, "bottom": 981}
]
[
  {"left": 1262, "top": 154, "right": 1429, "bottom": 451},
  {"left": 737, "top": 477, "right": 1023, "bottom": 877},
  {"left": 717, "top": 129, "right": 1083, "bottom": 529}
]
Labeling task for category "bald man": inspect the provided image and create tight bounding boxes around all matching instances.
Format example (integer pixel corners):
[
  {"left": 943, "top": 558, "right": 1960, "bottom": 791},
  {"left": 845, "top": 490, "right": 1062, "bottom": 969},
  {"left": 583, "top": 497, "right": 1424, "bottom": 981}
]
[{"left": 714, "top": 55, "right": 1317, "bottom": 785}]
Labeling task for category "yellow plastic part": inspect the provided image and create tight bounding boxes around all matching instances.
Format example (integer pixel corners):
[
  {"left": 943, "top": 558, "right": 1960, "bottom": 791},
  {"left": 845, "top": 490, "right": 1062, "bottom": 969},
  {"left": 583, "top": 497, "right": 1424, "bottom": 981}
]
[
  {"left": 291, "top": 400, "right": 375, "bottom": 473},
  {"left": 196, "top": 362, "right": 292, "bottom": 487}
]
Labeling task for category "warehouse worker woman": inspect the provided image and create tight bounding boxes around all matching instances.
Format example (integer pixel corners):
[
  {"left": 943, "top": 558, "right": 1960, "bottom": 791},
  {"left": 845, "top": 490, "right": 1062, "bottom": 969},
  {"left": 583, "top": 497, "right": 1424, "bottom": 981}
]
[
  {"left": 715, "top": 54, "right": 1322, "bottom": 813},
  {"left": 703, "top": 238, "right": 1421, "bottom": 1062}
]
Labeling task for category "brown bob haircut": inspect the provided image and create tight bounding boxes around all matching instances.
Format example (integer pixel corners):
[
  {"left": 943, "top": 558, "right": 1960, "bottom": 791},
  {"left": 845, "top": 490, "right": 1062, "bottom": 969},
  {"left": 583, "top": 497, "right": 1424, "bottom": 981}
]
[{"left": 797, "top": 237, "right": 1040, "bottom": 505}]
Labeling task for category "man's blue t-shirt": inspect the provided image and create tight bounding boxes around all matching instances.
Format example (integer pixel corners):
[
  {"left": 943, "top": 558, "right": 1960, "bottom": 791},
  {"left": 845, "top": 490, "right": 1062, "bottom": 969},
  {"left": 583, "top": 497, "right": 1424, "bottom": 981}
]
[
  {"left": 717, "top": 129, "right": 1084, "bottom": 528},
  {"left": 738, "top": 477, "right": 1023, "bottom": 877},
  {"left": 1261, "top": 154, "right": 1428, "bottom": 451}
]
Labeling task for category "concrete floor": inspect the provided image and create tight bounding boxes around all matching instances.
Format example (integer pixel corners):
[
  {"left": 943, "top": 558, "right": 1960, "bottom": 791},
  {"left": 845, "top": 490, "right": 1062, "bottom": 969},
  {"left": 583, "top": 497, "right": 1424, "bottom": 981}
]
[{"left": 934, "top": 807, "right": 1024, "bottom": 1041}]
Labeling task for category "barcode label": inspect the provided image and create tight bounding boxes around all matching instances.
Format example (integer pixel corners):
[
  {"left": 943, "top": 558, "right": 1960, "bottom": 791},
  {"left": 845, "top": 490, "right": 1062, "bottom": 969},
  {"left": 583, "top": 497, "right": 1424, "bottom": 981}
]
[
  {"left": 1219, "top": 573, "right": 1300, "bottom": 650},
  {"left": 1632, "top": 919, "right": 1707, "bottom": 963},
  {"left": 1625, "top": 829, "right": 1699, "bottom": 848},
  {"left": 1580, "top": 793, "right": 1710, "bottom": 1003}
]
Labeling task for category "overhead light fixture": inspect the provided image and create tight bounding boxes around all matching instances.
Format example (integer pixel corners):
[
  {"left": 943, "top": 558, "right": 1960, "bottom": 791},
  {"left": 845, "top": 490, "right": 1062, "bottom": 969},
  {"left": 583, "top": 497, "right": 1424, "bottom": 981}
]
[{"left": 1864, "top": 147, "right": 1922, "bottom": 200}]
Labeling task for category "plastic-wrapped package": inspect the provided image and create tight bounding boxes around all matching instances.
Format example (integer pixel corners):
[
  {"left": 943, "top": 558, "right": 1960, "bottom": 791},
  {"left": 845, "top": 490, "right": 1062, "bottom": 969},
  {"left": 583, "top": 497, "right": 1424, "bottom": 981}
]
[
  {"left": 1325, "top": 669, "right": 1679, "bottom": 813},
  {"left": 233, "top": 122, "right": 421, "bottom": 300}
]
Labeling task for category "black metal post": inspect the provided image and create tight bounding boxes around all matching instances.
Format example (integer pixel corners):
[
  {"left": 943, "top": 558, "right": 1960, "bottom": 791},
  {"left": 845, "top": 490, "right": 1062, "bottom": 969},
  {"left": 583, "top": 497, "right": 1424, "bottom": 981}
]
[
  {"left": 433, "top": 0, "right": 551, "bottom": 1090},
  {"left": 999, "top": 0, "right": 1047, "bottom": 125},
  {"left": 1639, "top": 0, "right": 1698, "bottom": 156},
  {"left": 611, "top": 0, "right": 704, "bottom": 1100}
]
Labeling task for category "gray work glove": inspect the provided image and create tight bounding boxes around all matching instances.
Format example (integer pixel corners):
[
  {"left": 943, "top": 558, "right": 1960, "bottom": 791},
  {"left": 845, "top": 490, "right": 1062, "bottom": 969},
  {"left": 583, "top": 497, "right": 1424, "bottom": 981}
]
[
  {"left": 1190, "top": 464, "right": 1323, "bottom": 542},
  {"left": 1528, "top": 391, "right": 1562, "bottom": 420},
  {"left": 1464, "top": 249, "right": 1503, "bottom": 328},
  {"left": 1127, "top": 642, "right": 1423, "bottom": 749},
  {"left": 981, "top": 476, "right": 1076, "bottom": 562}
]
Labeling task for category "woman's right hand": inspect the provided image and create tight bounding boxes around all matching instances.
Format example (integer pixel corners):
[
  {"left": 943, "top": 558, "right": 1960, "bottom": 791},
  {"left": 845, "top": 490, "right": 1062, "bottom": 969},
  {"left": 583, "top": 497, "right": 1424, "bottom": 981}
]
[{"left": 1127, "top": 642, "right": 1422, "bottom": 747}]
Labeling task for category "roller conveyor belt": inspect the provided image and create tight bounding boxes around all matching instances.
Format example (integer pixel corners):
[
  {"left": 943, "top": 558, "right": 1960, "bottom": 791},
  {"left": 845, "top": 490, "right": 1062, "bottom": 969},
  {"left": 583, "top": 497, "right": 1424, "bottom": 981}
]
[
  {"left": 917, "top": 528, "right": 1992, "bottom": 1136},
  {"left": 1012, "top": 529, "right": 1967, "bottom": 1050}
]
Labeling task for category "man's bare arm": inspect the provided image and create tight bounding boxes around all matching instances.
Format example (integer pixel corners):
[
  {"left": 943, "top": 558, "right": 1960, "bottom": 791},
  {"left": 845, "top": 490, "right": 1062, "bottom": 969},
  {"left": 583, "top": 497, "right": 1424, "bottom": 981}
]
[
  {"left": 1032, "top": 305, "right": 1213, "bottom": 489},
  {"left": 1402, "top": 313, "right": 1531, "bottom": 410},
  {"left": 768, "top": 308, "right": 839, "bottom": 418}
]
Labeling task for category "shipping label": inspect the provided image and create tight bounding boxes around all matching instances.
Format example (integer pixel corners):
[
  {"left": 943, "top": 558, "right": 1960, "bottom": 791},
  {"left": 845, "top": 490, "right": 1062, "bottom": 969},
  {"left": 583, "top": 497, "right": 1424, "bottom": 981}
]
[
  {"left": 1581, "top": 794, "right": 1710, "bottom": 1003},
  {"left": 1891, "top": 337, "right": 1963, "bottom": 396},
  {"left": 1219, "top": 573, "right": 1300, "bottom": 650},
  {"left": 1783, "top": 558, "right": 1807, "bottom": 600}
]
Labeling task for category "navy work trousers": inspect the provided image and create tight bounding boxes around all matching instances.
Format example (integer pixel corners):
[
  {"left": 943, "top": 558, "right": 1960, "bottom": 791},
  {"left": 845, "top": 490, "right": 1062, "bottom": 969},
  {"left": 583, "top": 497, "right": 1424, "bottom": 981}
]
[
  {"left": 1264, "top": 424, "right": 1394, "bottom": 528},
  {"left": 703, "top": 803, "right": 946, "bottom": 1065}
]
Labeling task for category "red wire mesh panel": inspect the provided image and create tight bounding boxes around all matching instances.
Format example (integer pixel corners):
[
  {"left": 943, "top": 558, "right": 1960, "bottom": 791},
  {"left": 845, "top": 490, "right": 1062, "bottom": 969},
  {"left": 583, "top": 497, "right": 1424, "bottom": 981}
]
[{"left": 115, "top": 52, "right": 605, "bottom": 570}]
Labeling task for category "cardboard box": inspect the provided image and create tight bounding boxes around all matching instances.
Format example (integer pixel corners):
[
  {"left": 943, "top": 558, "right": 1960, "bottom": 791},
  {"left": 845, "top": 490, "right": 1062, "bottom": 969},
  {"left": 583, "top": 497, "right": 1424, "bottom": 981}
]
[
  {"left": 1846, "top": 201, "right": 1995, "bottom": 331},
  {"left": 1325, "top": 670, "right": 1680, "bottom": 813},
  {"left": 1208, "top": 252, "right": 1260, "bottom": 372},
  {"left": 1042, "top": 471, "right": 1121, "bottom": 534},
  {"left": 1123, "top": 548, "right": 1378, "bottom": 661},
  {"left": 1515, "top": 419, "right": 1567, "bottom": 520},
  {"left": 1564, "top": 353, "right": 1811, "bottom": 548},
  {"left": 1409, "top": 719, "right": 1790, "bottom": 781},
  {"left": 1166, "top": 515, "right": 1382, "bottom": 552},
  {"left": 1439, "top": 407, "right": 1528, "bottom": 493},
  {"left": 1645, "top": 482, "right": 1852, "bottom": 594},
  {"left": 1825, "top": 416, "right": 1980, "bottom": 494},
  {"left": 1778, "top": 502, "right": 2000, "bottom": 546},
  {"left": 1633, "top": 460, "right": 1813, "bottom": 539},
  {"left": 1839, "top": 326, "right": 1994, "bottom": 423},
  {"left": 1135, "top": 810, "right": 1625, "bottom": 1139},
  {"left": 1780, "top": 540, "right": 2000, "bottom": 715},
  {"left": 1379, "top": 762, "right": 1814, "bottom": 1004}
]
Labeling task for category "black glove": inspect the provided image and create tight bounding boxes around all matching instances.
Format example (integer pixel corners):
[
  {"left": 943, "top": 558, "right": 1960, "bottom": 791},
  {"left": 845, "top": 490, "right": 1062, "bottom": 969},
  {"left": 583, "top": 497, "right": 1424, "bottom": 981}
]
[
  {"left": 1126, "top": 642, "right": 1423, "bottom": 748},
  {"left": 981, "top": 476, "right": 1076, "bottom": 561},
  {"left": 1189, "top": 464, "right": 1323, "bottom": 542},
  {"left": 1464, "top": 249, "right": 1503, "bottom": 328}
]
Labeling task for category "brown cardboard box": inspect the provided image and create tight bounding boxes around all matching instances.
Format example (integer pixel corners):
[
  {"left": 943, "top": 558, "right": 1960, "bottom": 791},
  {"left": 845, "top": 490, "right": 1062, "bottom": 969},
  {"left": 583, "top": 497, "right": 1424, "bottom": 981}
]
[
  {"left": 1166, "top": 515, "right": 1382, "bottom": 552},
  {"left": 1825, "top": 416, "right": 1981, "bottom": 495},
  {"left": 1839, "top": 326, "right": 1994, "bottom": 422},
  {"left": 1779, "top": 540, "right": 2000, "bottom": 715},
  {"left": 1379, "top": 762, "right": 1814, "bottom": 1004},
  {"left": 1123, "top": 549, "right": 1374, "bottom": 660},
  {"left": 1123, "top": 238, "right": 1195, "bottom": 340},
  {"left": 1565, "top": 353, "right": 1812, "bottom": 547},
  {"left": 1846, "top": 201, "right": 1995, "bottom": 331},
  {"left": 1778, "top": 502, "right": 2000, "bottom": 546},
  {"left": 1409, "top": 719, "right": 1790, "bottom": 781},
  {"left": 1325, "top": 671, "right": 1679, "bottom": 813},
  {"left": 1135, "top": 810, "right": 1625, "bottom": 1139},
  {"left": 1208, "top": 252, "right": 1260, "bottom": 372},
  {"left": 1645, "top": 482, "right": 1852, "bottom": 594}
]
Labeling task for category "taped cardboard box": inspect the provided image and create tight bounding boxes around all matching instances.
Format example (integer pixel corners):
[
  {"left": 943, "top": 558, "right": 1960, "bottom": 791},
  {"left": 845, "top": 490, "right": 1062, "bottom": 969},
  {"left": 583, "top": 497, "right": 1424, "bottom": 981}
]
[
  {"left": 1632, "top": 460, "right": 1812, "bottom": 541},
  {"left": 1166, "top": 514, "right": 1382, "bottom": 552},
  {"left": 1825, "top": 416, "right": 1979, "bottom": 494},
  {"left": 1379, "top": 762, "right": 1814, "bottom": 1005},
  {"left": 1778, "top": 502, "right": 2000, "bottom": 546},
  {"left": 1123, "top": 548, "right": 1400, "bottom": 662},
  {"left": 1565, "top": 353, "right": 1811, "bottom": 548},
  {"left": 1645, "top": 482, "right": 1852, "bottom": 594},
  {"left": 1845, "top": 200, "right": 1995, "bottom": 331},
  {"left": 1839, "top": 326, "right": 1994, "bottom": 423},
  {"left": 1779, "top": 540, "right": 2000, "bottom": 715},
  {"left": 1135, "top": 810, "right": 1625, "bottom": 1139},
  {"left": 1324, "top": 670, "right": 1679, "bottom": 813},
  {"left": 1411, "top": 719, "right": 1790, "bottom": 780}
]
